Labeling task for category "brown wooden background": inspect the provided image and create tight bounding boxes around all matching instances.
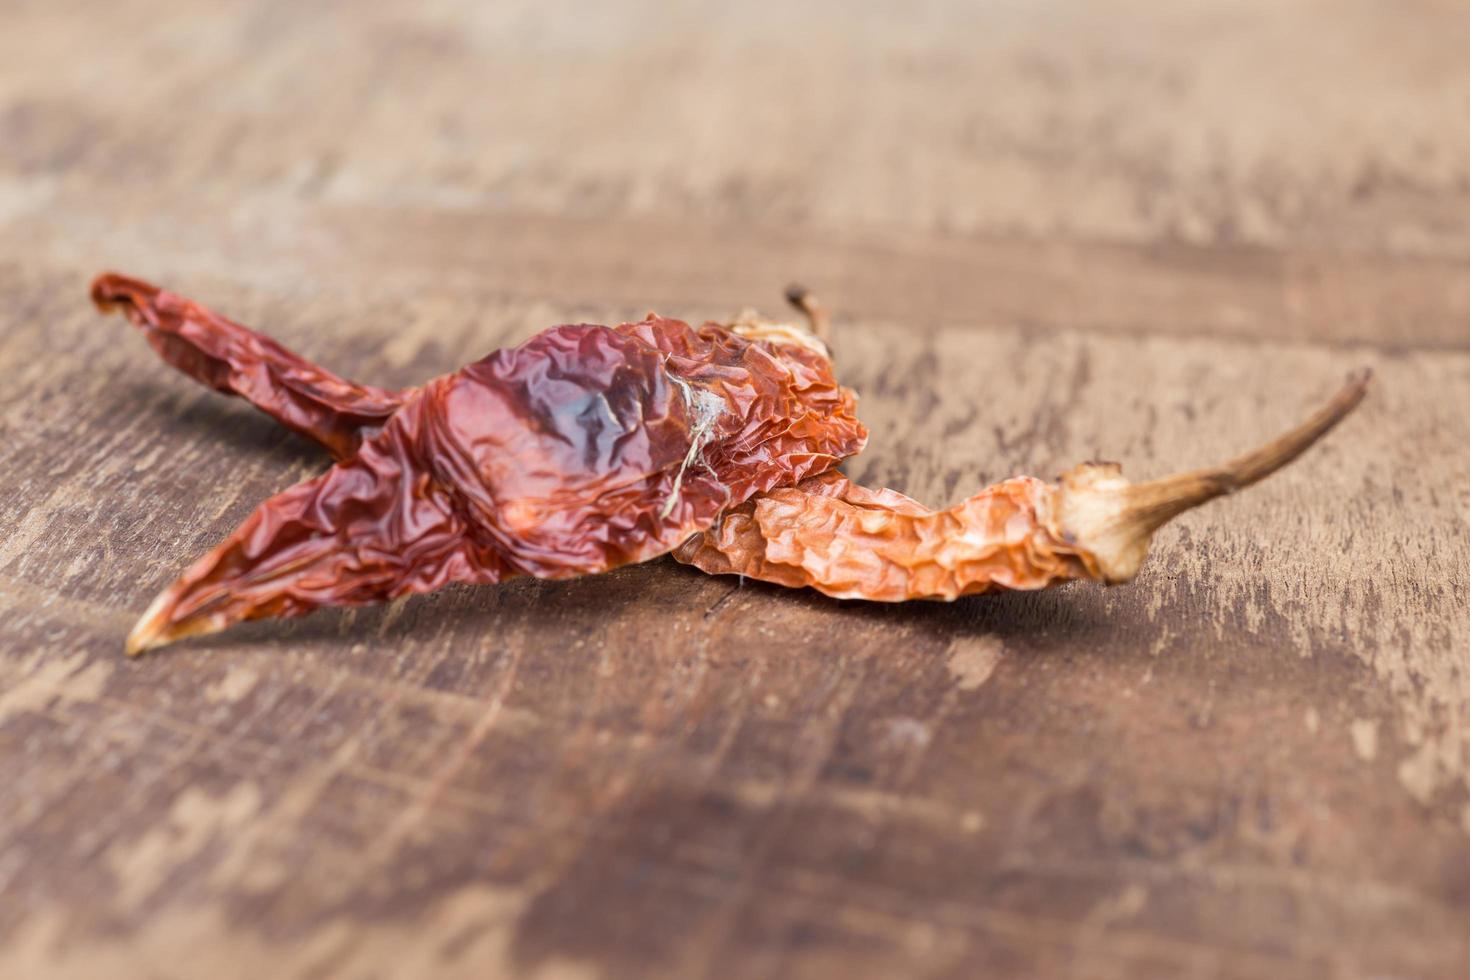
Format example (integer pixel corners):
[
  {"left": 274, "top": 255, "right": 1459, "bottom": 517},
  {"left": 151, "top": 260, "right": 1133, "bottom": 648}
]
[{"left": 2, "top": 2, "right": 1469, "bottom": 977}]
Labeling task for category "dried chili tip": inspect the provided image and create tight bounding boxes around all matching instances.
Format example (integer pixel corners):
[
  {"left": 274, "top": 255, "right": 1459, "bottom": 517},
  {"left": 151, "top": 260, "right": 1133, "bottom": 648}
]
[
  {"left": 1053, "top": 369, "right": 1372, "bottom": 583},
  {"left": 127, "top": 581, "right": 215, "bottom": 656},
  {"left": 90, "top": 271, "right": 143, "bottom": 312}
]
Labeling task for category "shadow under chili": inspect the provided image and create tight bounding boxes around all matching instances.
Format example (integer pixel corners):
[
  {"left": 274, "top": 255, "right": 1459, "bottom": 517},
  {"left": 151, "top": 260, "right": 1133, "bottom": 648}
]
[{"left": 115, "top": 380, "right": 329, "bottom": 469}]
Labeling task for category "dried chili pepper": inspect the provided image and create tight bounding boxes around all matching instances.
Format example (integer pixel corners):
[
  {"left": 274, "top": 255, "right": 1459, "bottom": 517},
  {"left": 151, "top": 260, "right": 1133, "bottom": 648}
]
[
  {"left": 92, "top": 275, "right": 411, "bottom": 460},
  {"left": 92, "top": 274, "right": 866, "bottom": 653},
  {"left": 93, "top": 273, "right": 1368, "bottom": 649},
  {"left": 674, "top": 375, "right": 1369, "bottom": 599}
]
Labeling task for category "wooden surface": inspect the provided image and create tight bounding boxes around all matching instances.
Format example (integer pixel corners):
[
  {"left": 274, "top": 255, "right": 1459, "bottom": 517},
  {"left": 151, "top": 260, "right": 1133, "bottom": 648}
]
[{"left": 2, "top": 2, "right": 1469, "bottom": 977}]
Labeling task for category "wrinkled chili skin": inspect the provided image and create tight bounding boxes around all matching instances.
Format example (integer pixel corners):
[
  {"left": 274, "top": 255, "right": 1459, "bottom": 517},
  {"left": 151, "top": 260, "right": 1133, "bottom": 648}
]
[
  {"left": 158, "top": 395, "right": 480, "bottom": 629},
  {"left": 92, "top": 273, "right": 410, "bottom": 459},
  {"left": 97, "top": 274, "right": 867, "bottom": 644},
  {"left": 418, "top": 316, "right": 864, "bottom": 577},
  {"left": 673, "top": 469, "right": 1093, "bottom": 601}
]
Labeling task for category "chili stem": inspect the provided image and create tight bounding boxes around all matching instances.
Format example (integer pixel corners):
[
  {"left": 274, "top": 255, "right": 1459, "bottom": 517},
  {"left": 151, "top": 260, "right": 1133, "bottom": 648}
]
[
  {"left": 784, "top": 284, "right": 831, "bottom": 343},
  {"left": 1057, "top": 370, "right": 1372, "bottom": 583},
  {"left": 1120, "top": 369, "right": 1373, "bottom": 535}
]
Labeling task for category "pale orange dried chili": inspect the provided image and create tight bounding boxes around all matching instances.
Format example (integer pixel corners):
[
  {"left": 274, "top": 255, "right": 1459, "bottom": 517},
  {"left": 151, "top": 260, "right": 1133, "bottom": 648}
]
[{"left": 674, "top": 374, "right": 1369, "bottom": 599}]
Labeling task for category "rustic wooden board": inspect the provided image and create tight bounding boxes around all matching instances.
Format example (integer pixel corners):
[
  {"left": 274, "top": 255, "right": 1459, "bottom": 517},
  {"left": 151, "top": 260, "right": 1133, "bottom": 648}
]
[{"left": 2, "top": 2, "right": 1469, "bottom": 978}]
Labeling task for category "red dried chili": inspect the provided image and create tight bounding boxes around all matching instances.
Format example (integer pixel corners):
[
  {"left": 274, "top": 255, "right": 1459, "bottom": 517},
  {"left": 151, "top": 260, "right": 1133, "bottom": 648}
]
[
  {"left": 92, "top": 275, "right": 409, "bottom": 460},
  {"left": 92, "top": 274, "right": 865, "bottom": 653},
  {"left": 674, "top": 375, "right": 1369, "bottom": 599}
]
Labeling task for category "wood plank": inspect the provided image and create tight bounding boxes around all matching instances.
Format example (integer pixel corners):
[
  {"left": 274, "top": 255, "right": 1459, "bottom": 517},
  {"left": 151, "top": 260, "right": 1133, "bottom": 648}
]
[
  {"left": 5, "top": 0, "right": 1470, "bottom": 259},
  {"left": 2, "top": 263, "right": 1468, "bottom": 978},
  {"left": 7, "top": 198, "right": 1470, "bottom": 351},
  {"left": 3, "top": 2, "right": 1469, "bottom": 978}
]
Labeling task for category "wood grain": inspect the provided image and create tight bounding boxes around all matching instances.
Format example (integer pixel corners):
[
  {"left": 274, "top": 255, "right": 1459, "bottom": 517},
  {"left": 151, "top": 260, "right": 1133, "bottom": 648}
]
[{"left": 2, "top": 2, "right": 1468, "bottom": 978}]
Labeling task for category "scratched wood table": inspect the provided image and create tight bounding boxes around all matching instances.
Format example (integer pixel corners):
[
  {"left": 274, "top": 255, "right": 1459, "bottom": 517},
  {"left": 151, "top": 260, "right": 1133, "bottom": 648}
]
[{"left": 3, "top": 3, "right": 1469, "bottom": 978}]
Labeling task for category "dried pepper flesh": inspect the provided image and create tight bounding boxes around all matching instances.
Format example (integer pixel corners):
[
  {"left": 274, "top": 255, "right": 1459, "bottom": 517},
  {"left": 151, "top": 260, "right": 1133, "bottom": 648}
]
[
  {"left": 94, "top": 275, "right": 410, "bottom": 460},
  {"left": 93, "top": 274, "right": 866, "bottom": 653},
  {"left": 675, "top": 375, "right": 1370, "bottom": 599}
]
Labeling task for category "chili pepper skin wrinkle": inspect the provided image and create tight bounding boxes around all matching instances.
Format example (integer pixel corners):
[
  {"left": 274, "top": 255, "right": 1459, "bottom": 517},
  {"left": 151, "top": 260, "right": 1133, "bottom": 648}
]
[
  {"left": 92, "top": 274, "right": 410, "bottom": 460},
  {"left": 94, "top": 275, "right": 866, "bottom": 653},
  {"left": 675, "top": 374, "right": 1370, "bottom": 600}
]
